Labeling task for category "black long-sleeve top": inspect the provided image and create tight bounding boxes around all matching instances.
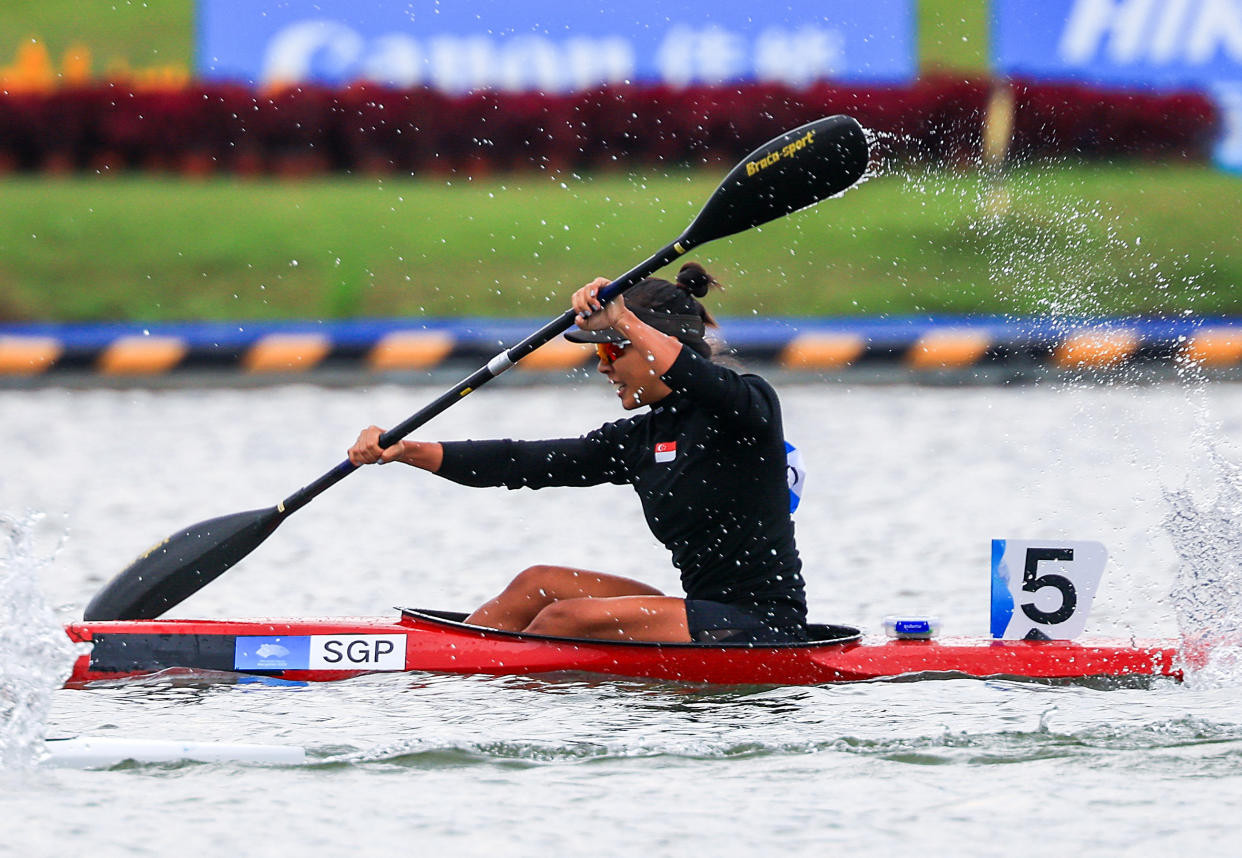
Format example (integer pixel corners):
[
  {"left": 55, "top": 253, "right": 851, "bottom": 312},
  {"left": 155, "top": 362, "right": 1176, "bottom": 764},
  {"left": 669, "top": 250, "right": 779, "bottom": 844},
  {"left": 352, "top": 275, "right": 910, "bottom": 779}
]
[{"left": 436, "top": 346, "right": 808, "bottom": 633}]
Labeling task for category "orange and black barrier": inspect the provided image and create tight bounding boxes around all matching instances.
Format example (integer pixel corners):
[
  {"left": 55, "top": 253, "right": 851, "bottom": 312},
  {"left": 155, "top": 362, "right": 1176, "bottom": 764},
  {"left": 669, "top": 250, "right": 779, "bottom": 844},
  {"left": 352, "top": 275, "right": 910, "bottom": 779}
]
[{"left": 1, "top": 318, "right": 1238, "bottom": 384}]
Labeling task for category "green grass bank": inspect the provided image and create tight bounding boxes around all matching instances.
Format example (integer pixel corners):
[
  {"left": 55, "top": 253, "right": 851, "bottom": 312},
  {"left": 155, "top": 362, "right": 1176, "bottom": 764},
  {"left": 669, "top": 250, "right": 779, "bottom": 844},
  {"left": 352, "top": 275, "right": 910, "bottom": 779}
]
[
  {"left": 3, "top": 163, "right": 1239, "bottom": 323},
  {"left": 5, "top": 2, "right": 1236, "bottom": 325}
]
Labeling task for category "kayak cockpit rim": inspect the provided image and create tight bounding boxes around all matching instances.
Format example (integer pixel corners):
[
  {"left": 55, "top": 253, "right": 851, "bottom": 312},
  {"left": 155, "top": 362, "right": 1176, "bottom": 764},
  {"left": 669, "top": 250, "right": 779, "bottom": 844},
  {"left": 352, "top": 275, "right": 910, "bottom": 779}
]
[{"left": 398, "top": 607, "right": 864, "bottom": 649}]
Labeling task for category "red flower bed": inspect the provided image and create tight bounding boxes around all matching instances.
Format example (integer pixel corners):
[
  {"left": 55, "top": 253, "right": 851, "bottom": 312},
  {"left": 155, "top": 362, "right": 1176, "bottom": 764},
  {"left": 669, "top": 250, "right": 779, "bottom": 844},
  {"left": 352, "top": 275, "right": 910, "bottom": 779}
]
[
  {"left": 0, "top": 77, "right": 1219, "bottom": 176},
  {"left": 1008, "top": 80, "right": 1220, "bottom": 162}
]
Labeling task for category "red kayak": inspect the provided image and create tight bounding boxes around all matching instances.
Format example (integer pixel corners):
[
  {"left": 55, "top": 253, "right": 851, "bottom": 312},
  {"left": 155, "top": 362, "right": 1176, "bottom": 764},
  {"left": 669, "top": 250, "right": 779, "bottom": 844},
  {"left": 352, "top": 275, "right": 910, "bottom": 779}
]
[{"left": 63, "top": 608, "right": 1183, "bottom": 686}]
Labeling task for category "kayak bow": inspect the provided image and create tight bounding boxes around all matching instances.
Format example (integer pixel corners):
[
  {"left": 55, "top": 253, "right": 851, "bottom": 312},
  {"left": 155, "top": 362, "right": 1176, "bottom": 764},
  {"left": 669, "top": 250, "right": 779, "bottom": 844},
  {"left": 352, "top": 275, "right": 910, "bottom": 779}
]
[{"left": 63, "top": 608, "right": 1182, "bottom": 686}]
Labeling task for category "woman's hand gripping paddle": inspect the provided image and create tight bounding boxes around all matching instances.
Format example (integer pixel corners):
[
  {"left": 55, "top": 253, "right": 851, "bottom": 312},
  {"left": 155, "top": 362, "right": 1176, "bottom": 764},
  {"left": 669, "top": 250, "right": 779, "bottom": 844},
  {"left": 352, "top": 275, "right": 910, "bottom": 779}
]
[{"left": 84, "top": 114, "right": 870, "bottom": 621}]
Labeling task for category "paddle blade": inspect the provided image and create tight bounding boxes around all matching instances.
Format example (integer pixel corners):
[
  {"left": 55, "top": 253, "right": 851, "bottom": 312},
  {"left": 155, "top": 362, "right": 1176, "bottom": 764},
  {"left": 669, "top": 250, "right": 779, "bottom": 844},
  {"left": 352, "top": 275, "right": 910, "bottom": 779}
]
[
  {"left": 83, "top": 507, "right": 284, "bottom": 621},
  {"left": 682, "top": 115, "right": 869, "bottom": 246}
]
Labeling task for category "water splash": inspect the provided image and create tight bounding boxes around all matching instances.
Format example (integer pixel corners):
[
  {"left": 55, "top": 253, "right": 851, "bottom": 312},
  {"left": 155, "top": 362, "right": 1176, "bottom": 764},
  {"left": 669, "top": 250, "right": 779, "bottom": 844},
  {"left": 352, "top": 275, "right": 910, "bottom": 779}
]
[
  {"left": 1163, "top": 453, "right": 1242, "bottom": 685},
  {"left": 867, "top": 137, "right": 1234, "bottom": 679},
  {"left": 0, "top": 512, "right": 76, "bottom": 768}
]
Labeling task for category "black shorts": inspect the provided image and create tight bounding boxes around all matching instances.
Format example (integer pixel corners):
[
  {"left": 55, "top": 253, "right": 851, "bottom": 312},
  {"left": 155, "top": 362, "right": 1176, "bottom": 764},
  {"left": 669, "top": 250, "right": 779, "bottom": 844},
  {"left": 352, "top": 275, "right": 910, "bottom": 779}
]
[{"left": 684, "top": 600, "right": 806, "bottom": 644}]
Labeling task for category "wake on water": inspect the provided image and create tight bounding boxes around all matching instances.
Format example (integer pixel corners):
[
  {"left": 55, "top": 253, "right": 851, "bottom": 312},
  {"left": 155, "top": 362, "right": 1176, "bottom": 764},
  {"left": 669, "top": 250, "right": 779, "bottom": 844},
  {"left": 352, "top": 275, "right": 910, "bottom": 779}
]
[{"left": 0, "top": 512, "right": 76, "bottom": 769}]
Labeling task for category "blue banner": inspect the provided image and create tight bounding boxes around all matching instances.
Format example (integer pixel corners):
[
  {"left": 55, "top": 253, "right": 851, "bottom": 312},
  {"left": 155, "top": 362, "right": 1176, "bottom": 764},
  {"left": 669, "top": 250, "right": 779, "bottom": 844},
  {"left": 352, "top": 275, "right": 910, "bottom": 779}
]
[
  {"left": 994, "top": 0, "right": 1242, "bottom": 87},
  {"left": 197, "top": 0, "right": 915, "bottom": 91},
  {"left": 992, "top": 0, "right": 1242, "bottom": 171}
]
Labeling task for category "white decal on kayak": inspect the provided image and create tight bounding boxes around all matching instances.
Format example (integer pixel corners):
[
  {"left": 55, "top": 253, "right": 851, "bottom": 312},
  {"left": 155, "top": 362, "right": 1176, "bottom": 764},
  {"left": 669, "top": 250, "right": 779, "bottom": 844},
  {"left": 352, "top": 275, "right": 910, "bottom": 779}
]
[{"left": 309, "top": 635, "right": 406, "bottom": 670}]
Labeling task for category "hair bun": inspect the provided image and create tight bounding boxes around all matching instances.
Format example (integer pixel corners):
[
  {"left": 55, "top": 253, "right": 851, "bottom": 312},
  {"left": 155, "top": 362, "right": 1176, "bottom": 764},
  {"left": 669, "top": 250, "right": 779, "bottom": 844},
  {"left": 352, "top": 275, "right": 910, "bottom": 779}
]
[{"left": 676, "top": 262, "right": 716, "bottom": 299}]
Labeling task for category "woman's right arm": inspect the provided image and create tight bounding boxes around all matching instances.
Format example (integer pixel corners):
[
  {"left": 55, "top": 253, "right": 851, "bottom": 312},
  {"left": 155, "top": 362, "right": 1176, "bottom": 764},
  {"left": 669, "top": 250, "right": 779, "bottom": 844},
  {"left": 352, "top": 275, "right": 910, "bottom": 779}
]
[
  {"left": 348, "top": 425, "right": 443, "bottom": 472},
  {"left": 348, "top": 424, "right": 628, "bottom": 488}
]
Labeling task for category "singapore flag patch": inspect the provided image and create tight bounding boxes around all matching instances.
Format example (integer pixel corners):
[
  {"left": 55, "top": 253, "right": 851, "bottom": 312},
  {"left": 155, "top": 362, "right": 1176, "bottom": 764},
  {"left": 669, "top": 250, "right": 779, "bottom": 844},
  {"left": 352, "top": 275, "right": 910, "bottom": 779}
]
[{"left": 654, "top": 441, "right": 677, "bottom": 463}]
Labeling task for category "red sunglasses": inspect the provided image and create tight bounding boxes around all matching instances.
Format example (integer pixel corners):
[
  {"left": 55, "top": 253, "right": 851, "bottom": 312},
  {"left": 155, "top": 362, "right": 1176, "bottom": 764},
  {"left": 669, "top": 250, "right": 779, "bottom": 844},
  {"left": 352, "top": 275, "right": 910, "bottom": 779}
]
[{"left": 595, "top": 342, "right": 629, "bottom": 363}]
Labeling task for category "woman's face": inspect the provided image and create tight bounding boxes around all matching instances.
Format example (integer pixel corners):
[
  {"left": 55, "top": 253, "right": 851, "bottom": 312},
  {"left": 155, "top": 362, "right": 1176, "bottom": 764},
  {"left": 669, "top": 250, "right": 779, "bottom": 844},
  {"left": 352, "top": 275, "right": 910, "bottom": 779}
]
[{"left": 596, "top": 343, "right": 672, "bottom": 410}]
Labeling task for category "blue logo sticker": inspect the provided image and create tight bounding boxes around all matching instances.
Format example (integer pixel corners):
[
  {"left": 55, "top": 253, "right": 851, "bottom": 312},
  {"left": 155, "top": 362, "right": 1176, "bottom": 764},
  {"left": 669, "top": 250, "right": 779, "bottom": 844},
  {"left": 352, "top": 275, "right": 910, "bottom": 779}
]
[
  {"left": 785, "top": 441, "right": 806, "bottom": 514},
  {"left": 990, "top": 539, "right": 1015, "bottom": 639},
  {"left": 235, "top": 636, "right": 311, "bottom": 670}
]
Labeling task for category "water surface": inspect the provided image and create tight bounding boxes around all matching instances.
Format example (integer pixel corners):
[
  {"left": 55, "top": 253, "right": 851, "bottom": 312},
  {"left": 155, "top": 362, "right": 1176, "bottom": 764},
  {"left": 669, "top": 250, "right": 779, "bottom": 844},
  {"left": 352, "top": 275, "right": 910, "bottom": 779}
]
[{"left": 3, "top": 378, "right": 1241, "bottom": 856}]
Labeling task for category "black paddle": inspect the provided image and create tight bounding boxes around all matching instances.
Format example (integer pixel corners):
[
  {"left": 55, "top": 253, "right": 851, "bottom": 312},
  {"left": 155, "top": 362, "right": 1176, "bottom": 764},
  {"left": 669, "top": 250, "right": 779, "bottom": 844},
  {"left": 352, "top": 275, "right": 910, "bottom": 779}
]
[{"left": 84, "top": 114, "right": 870, "bottom": 621}]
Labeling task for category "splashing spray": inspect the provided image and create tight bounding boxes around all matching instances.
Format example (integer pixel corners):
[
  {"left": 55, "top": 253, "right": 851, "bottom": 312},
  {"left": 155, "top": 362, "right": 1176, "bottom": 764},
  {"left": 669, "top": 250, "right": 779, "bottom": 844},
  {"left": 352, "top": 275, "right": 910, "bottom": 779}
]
[
  {"left": 0, "top": 512, "right": 76, "bottom": 768},
  {"left": 1163, "top": 448, "right": 1242, "bottom": 685}
]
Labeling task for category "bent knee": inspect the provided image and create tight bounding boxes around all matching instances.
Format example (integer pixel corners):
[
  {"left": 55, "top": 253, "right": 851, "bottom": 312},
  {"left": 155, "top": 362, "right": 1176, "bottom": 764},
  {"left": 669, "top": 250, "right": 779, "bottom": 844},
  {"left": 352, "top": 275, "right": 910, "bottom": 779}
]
[
  {"left": 507, "top": 565, "right": 564, "bottom": 596},
  {"left": 506, "top": 565, "right": 596, "bottom": 599}
]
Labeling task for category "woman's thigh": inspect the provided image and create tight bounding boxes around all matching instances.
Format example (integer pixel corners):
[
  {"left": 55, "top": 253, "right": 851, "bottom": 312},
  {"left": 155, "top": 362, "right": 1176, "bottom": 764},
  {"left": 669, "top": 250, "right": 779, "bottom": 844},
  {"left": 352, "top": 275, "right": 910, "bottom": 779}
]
[
  {"left": 525, "top": 595, "right": 690, "bottom": 642},
  {"left": 466, "top": 565, "right": 665, "bottom": 630},
  {"left": 504, "top": 565, "right": 665, "bottom": 600}
]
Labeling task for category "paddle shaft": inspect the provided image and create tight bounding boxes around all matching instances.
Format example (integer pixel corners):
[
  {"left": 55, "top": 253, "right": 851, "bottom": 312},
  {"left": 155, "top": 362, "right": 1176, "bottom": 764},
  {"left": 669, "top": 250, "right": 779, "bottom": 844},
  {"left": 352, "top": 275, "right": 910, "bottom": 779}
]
[{"left": 277, "top": 239, "right": 690, "bottom": 517}]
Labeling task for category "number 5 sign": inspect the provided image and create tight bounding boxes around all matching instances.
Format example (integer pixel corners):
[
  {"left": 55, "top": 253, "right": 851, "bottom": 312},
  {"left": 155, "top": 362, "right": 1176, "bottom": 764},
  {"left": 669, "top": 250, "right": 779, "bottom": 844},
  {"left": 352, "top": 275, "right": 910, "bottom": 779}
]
[{"left": 990, "top": 539, "right": 1107, "bottom": 640}]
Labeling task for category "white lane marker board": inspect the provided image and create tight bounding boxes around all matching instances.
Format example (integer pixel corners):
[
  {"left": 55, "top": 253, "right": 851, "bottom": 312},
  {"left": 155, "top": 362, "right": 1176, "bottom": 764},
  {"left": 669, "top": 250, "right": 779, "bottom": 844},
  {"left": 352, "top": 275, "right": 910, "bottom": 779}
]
[{"left": 991, "top": 539, "right": 1107, "bottom": 640}]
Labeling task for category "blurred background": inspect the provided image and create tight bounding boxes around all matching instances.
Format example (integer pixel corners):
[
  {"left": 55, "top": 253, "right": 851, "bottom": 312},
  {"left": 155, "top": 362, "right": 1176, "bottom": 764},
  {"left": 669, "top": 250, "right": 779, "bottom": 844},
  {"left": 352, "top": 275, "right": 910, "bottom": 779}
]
[{"left": 0, "top": 0, "right": 1238, "bottom": 338}]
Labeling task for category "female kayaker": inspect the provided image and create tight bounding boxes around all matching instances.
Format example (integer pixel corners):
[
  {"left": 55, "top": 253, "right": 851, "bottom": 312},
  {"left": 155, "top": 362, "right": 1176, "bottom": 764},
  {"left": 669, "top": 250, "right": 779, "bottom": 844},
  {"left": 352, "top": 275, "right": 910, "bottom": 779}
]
[{"left": 348, "top": 262, "right": 807, "bottom": 644}]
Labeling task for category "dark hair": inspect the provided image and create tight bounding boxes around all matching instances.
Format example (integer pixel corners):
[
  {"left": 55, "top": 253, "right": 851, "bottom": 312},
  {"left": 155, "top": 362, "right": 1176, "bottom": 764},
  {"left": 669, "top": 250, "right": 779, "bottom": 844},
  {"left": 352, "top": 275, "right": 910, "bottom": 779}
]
[
  {"left": 628, "top": 262, "right": 719, "bottom": 325},
  {"left": 566, "top": 262, "right": 723, "bottom": 359},
  {"left": 674, "top": 262, "right": 719, "bottom": 326},
  {"left": 620, "top": 262, "right": 720, "bottom": 358}
]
